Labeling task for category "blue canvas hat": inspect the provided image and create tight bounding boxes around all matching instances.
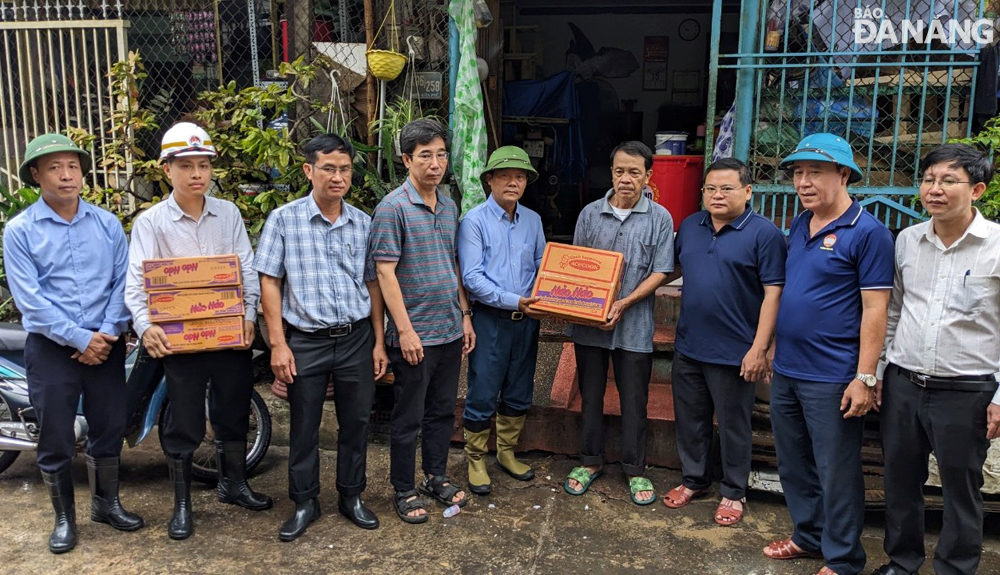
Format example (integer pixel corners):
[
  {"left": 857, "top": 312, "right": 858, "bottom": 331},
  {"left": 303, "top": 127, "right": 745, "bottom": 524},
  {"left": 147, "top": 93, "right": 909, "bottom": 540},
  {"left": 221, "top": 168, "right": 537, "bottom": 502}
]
[{"left": 779, "top": 133, "right": 863, "bottom": 184}]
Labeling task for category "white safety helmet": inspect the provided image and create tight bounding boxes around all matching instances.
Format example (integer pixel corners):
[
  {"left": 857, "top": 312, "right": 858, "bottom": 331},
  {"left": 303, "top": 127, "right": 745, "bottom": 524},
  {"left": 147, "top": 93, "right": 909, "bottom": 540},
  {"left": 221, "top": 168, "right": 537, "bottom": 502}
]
[{"left": 159, "top": 122, "right": 217, "bottom": 162}]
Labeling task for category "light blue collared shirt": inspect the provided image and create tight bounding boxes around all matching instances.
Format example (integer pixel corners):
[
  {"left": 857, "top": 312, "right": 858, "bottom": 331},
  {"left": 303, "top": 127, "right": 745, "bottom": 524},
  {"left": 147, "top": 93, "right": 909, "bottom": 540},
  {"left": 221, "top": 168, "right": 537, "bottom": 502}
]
[
  {"left": 3, "top": 197, "right": 130, "bottom": 352},
  {"left": 458, "top": 195, "right": 545, "bottom": 311}
]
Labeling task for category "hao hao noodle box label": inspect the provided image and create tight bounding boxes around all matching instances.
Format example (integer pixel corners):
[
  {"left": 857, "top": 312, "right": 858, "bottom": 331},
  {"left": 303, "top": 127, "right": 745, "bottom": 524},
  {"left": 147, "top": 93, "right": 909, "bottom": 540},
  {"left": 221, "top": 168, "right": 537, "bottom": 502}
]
[
  {"left": 530, "top": 243, "right": 625, "bottom": 325},
  {"left": 157, "top": 316, "right": 245, "bottom": 352},
  {"left": 147, "top": 287, "right": 245, "bottom": 322},
  {"left": 142, "top": 254, "right": 241, "bottom": 290}
]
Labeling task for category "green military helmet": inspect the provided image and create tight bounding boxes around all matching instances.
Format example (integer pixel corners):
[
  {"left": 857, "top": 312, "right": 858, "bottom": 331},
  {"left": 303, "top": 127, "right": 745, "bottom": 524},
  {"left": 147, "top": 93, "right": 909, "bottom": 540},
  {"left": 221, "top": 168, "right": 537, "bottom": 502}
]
[
  {"left": 18, "top": 133, "right": 92, "bottom": 187},
  {"left": 481, "top": 145, "right": 539, "bottom": 185}
]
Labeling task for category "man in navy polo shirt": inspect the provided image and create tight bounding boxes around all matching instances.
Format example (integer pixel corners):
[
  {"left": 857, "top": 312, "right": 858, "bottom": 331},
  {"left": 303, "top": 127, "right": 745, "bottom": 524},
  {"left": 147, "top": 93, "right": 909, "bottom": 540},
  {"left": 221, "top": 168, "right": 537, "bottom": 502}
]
[
  {"left": 663, "top": 158, "right": 786, "bottom": 528},
  {"left": 762, "top": 133, "right": 894, "bottom": 575}
]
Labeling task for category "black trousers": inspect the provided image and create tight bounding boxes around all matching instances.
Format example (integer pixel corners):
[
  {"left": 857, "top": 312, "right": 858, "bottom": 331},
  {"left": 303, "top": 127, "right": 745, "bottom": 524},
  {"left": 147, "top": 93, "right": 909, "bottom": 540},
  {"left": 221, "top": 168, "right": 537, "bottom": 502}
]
[
  {"left": 159, "top": 348, "right": 253, "bottom": 459},
  {"left": 24, "top": 334, "right": 126, "bottom": 474},
  {"left": 286, "top": 321, "right": 375, "bottom": 501},
  {"left": 671, "top": 352, "right": 755, "bottom": 500},
  {"left": 881, "top": 363, "right": 996, "bottom": 575},
  {"left": 575, "top": 343, "right": 652, "bottom": 476},
  {"left": 388, "top": 338, "right": 462, "bottom": 492}
]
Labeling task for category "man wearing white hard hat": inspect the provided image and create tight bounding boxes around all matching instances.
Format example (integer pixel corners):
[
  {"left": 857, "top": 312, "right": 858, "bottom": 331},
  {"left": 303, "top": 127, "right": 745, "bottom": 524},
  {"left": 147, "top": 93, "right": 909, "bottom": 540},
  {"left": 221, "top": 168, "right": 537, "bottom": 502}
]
[{"left": 125, "top": 122, "right": 271, "bottom": 540}]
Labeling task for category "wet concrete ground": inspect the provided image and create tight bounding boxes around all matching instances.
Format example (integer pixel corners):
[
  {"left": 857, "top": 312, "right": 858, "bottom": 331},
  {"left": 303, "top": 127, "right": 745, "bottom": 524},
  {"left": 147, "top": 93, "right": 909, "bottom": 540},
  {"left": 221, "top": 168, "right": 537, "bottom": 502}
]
[{"left": 3, "top": 429, "right": 1000, "bottom": 575}]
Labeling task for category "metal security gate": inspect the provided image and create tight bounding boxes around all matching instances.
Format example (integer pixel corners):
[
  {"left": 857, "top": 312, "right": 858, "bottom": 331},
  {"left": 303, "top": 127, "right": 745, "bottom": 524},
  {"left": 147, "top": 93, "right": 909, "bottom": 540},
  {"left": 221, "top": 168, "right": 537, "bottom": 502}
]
[
  {"left": 708, "top": 0, "right": 985, "bottom": 230},
  {"left": 1, "top": 2, "right": 129, "bottom": 194}
]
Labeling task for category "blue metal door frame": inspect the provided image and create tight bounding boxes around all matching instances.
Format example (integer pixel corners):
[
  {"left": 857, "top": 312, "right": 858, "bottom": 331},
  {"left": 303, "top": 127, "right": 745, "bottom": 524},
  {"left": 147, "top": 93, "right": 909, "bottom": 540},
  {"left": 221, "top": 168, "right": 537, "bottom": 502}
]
[{"left": 706, "top": 0, "right": 985, "bottom": 230}]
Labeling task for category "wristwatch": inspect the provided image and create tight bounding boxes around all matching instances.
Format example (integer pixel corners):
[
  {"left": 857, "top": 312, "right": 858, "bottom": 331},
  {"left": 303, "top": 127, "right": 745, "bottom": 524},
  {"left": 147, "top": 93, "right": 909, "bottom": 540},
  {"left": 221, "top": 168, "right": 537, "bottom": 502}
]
[
  {"left": 461, "top": 309, "right": 473, "bottom": 317},
  {"left": 855, "top": 373, "right": 877, "bottom": 388}
]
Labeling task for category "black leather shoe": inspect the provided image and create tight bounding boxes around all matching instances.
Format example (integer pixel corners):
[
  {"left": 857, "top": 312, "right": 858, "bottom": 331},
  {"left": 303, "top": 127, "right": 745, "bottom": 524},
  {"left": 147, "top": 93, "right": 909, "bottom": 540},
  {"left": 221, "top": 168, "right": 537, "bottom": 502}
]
[
  {"left": 338, "top": 494, "right": 379, "bottom": 530},
  {"left": 215, "top": 441, "right": 273, "bottom": 511},
  {"left": 41, "top": 468, "right": 77, "bottom": 554},
  {"left": 87, "top": 455, "right": 144, "bottom": 531},
  {"left": 167, "top": 457, "right": 193, "bottom": 540},
  {"left": 872, "top": 564, "right": 915, "bottom": 575},
  {"left": 279, "top": 499, "right": 321, "bottom": 542}
]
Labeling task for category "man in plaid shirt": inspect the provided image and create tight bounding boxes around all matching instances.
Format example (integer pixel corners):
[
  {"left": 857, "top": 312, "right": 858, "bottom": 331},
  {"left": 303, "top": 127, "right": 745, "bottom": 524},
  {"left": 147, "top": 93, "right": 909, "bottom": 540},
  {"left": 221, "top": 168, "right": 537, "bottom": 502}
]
[{"left": 256, "top": 133, "right": 389, "bottom": 541}]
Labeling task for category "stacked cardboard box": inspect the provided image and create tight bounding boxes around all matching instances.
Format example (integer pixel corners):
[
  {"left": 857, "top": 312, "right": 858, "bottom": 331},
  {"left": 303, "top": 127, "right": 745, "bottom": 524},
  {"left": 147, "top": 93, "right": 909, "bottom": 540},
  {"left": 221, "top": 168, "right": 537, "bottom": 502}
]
[
  {"left": 529, "top": 242, "right": 625, "bottom": 326},
  {"left": 142, "top": 254, "right": 246, "bottom": 352}
]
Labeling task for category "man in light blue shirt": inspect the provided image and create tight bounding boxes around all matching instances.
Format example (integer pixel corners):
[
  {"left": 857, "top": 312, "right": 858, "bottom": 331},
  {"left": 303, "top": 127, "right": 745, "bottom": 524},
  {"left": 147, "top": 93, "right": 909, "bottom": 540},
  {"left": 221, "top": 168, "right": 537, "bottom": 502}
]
[
  {"left": 3, "top": 133, "right": 143, "bottom": 554},
  {"left": 458, "top": 146, "right": 545, "bottom": 496}
]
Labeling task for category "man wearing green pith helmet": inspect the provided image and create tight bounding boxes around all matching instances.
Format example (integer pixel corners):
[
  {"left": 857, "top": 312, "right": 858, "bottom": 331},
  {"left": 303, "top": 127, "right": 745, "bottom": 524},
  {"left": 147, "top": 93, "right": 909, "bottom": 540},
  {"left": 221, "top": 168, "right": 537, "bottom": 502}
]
[{"left": 457, "top": 146, "right": 547, "bottom": 496}]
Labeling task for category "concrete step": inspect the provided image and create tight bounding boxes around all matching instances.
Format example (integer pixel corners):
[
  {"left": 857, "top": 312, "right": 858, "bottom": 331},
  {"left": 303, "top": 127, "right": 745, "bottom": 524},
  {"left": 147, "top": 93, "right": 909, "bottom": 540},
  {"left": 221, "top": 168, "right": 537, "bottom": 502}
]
[{"left": 549, "top": 342, "right": 675, "bottom": 421}]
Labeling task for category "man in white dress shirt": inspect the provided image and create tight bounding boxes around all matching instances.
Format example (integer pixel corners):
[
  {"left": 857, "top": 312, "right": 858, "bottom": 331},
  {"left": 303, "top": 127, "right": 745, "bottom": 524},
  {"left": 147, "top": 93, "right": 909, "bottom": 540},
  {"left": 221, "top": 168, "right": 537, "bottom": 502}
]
[
  {"left": 875, "top": 143, "right": 1000, "bottom": 575},
  {"left": 126, "top": 122, "right": 271, "bottom": 541}
]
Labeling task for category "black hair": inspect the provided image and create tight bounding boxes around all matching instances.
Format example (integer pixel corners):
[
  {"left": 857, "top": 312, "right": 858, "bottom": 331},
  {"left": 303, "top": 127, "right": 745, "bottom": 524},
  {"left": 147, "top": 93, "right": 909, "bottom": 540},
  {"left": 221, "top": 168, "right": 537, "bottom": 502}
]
[
  {"left": 303, "top": 133, "right": 355, "bottom": 163},
  {"left": 399, "top": 119, "right": 448, "bottom": 156},
  {"left": 610, "top": 140, "right": 653, "bottom": 171},
  {"left": 704, "top": 158, "right": 752, "bottom": 186},
  {"left": 920, "top": 143, "right": 993, "bottom": 185}
]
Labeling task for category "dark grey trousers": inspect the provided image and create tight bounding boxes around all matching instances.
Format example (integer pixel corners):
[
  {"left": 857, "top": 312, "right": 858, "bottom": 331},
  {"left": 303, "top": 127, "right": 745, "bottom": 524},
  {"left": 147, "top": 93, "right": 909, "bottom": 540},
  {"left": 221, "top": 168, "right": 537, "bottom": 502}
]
[
  {"left": 881, "top": 363, "right": 996, "bottom": 575},
  {"left": 671, "top": 351, "right": 755, "bottom": 500},
  {"left": 575, "top": 343, "right": 652, "bottom": 476},
  {"left": 286, "top": 321, "right": 375, "bottom": 501}
]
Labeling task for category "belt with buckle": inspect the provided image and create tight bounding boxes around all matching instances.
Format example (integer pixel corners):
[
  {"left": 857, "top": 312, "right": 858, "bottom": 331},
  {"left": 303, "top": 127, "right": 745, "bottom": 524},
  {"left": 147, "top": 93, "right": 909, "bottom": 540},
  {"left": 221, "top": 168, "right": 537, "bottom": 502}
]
[
  {"left": 473, "top": 303, "right": 526, "bottom": 321},
  {"left": 289, "top": 318, "right": 366, "bottom": 338},
  {"left": 894, "top": 364, "right": 998, "bottom": 392}
]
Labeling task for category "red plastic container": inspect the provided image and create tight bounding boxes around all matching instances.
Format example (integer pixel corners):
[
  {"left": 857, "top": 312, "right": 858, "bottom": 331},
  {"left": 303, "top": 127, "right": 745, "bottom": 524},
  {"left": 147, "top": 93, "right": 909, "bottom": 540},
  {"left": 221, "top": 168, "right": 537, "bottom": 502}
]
[{"left": 646, "top": 155, "right": 705, "bottom": 230}]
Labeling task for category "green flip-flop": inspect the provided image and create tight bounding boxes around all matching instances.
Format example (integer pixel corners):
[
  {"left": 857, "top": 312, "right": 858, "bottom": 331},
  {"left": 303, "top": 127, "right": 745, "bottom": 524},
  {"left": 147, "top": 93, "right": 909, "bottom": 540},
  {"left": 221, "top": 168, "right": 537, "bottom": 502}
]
[
  {"left": 564, "top": 466, "right": 603, "bottom": 496},
  {"left": 629, "top": 476, "right": 657, "bottom": 506}
]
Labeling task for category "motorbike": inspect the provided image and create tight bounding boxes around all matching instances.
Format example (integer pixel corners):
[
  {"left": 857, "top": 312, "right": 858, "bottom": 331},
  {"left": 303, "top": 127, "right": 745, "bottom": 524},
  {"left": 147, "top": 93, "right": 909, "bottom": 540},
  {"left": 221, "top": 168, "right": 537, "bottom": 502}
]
[{"left": 0, "top": 323, "right": 271, "bottom": 482}]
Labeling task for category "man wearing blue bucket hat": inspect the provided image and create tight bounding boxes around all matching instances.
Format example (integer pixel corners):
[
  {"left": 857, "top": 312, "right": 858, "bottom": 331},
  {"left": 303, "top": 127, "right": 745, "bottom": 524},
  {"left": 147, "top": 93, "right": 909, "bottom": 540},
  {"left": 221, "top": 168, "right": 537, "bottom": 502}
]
[{"left": 762, "top": 133, "right": 894, "bottom": 575}]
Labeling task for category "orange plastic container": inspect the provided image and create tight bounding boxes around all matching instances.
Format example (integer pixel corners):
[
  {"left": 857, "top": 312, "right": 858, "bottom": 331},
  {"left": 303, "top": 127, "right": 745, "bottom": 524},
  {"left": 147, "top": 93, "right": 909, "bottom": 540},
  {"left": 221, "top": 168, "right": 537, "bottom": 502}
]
[{"left": 646, "top": 155, "right": 705, "bottom": 230}]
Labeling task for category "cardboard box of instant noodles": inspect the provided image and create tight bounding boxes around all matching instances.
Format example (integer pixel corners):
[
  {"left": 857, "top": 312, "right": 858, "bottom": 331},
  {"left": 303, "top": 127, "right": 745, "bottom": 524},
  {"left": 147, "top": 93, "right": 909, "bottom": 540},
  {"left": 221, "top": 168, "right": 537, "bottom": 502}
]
[
  {"left": 147, "top": 287, "right": 245, "bottom": 322},
  {"left": 142, "top": 254, "right": 241, "bottom": 291},
  {"left": 157, "top": 316, "right": 246, "bottom": 352},
  {"left": 529, "top": 242, "right": 625, "bottom": 326}
]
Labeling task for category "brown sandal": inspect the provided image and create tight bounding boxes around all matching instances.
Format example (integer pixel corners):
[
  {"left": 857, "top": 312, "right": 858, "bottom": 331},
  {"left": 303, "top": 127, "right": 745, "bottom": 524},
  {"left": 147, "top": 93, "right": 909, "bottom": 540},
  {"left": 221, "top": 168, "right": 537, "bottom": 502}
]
[
  {"left": 714, "top": 498, "right": 745, "bottom": 526},
  {"left": 763, "top": 537, "right": 823, "bottom": 560},
  {"left": 661, "top": 484, "right": 711, "bottom": 509}
]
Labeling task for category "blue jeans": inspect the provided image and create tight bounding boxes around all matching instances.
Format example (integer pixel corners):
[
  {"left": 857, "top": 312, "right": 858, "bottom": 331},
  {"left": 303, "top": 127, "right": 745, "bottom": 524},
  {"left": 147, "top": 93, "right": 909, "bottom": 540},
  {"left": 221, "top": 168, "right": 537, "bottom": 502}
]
[
  {"left": 463, "top": 308, "right": 539, "bottom": 431},
  {"left": 770, "top": 373, "right": 866, "bottom": 575}
]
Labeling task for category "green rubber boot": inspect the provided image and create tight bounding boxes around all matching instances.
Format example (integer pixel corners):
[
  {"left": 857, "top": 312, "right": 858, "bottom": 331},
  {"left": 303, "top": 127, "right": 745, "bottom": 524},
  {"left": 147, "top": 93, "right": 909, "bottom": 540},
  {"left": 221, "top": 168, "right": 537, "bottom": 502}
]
[
  {"left": 464, "top": 427, "right": 492, "bottom": 495},
  {"left": 495, "top": 414, "right": 535, "bottom": 481}
]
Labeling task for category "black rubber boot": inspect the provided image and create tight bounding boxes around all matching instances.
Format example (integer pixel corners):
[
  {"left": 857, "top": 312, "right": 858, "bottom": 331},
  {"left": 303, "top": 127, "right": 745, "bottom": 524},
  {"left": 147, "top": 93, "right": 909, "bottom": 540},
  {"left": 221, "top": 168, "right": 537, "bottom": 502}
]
[
  {"left": 215, "top": 440, "right": 272, "bottom": 511},
  {"left": 41, "top": 468, "right": 77, "bottom": 554},
  {"left": 167, "top": 457, "right": 193, "bottom": 540},
  {"left": 278, "top": 498, "right": 321, "bottom": 542},
  {"left": 86, "top": 455, "right": 144, "bottom": 531}
]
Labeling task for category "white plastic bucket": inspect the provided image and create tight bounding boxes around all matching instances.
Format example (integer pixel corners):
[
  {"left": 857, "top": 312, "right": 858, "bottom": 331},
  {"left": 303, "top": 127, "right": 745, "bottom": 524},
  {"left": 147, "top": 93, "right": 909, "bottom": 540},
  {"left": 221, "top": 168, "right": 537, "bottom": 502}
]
[{"left": 655, "top": 131, "right": 688, "bottom": 155}]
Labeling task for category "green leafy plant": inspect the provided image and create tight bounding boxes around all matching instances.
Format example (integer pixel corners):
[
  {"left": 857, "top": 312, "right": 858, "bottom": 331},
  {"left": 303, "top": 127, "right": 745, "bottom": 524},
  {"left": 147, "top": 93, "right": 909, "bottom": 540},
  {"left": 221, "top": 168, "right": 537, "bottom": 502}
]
[
  {"left": 369, "top": 95, "right": 443, "bottom": 187},
  {"left": 0, "top": 185, "right": 39, "bottom": 320},
  {"left": 954, "top": 117, "right": 1000, "bottom": 220}
]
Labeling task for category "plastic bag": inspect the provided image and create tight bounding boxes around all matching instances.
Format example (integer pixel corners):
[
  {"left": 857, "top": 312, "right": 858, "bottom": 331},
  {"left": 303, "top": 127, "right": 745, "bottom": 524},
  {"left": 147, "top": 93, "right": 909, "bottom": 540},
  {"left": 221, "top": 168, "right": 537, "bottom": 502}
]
[{"left": 474, "top": 0, "right": 493, "bottom": 28}]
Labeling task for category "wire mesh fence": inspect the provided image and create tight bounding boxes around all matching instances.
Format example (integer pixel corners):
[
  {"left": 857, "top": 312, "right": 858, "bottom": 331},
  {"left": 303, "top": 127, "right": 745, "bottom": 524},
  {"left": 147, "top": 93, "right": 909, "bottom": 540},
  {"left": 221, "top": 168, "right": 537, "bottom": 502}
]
[
  {"left": 746, "top": 0, "right": 983, "bottom": 190},
  {"left": 0, "top": 0, "right": 450, "bottom": 196}
]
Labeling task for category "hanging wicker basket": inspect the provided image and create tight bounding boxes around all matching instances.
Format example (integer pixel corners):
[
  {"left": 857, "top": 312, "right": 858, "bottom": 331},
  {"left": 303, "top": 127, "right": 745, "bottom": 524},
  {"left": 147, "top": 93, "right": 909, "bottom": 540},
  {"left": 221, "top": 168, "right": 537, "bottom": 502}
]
[{"left": 366, "top": 49, "right": 407, "bottom": 81}]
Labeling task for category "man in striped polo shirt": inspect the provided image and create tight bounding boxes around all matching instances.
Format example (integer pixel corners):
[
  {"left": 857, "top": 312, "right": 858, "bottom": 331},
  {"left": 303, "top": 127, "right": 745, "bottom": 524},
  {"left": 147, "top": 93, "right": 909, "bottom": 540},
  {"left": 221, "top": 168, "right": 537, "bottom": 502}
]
[{"left": 369, "top": 119, "right": 475, "bottom": 523}]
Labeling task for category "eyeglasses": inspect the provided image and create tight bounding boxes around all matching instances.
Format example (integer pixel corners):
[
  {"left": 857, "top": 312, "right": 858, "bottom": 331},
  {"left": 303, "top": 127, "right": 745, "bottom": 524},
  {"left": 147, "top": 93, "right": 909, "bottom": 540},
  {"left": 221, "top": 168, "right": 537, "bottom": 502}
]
[
  {"left": 702, "top": 185, "right": 747, "bottom": 195},
  {"left": 919, "top": 178, "right": 971, "bottom": 190},
  {"left": 412, "top": 152, "right": 449, "bottom": 163},
  {"left": 311, "top": 164, "right": 352, "bottom": 175}
]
